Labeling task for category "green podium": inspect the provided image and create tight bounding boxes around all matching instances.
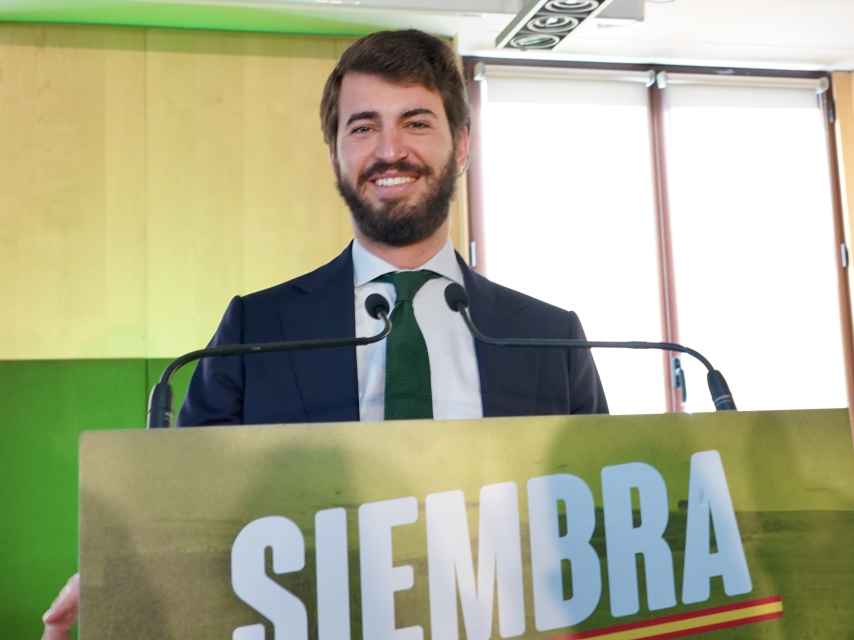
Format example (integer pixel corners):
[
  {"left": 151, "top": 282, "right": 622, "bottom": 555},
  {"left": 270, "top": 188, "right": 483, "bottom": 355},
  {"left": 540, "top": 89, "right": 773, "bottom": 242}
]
[{"left": 79, "top": 409, "right": 854, "bottom": 639}]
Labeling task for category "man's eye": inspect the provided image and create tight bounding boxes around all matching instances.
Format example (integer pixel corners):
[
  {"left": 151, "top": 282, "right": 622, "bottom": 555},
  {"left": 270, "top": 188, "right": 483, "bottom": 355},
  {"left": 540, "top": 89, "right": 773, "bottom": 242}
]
[
  {"left": 406, "top": 121, "right": 430, "bottom": 129},
  {"left": 350, "top": 125, "right": 372, "bottom": 134}
]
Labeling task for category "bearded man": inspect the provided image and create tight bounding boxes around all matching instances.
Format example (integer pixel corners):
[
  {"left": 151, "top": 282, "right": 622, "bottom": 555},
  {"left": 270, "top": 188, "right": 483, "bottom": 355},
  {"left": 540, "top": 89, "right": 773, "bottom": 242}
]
[{"left": 177, "top": 29, "right": 608, "bottom": 426}]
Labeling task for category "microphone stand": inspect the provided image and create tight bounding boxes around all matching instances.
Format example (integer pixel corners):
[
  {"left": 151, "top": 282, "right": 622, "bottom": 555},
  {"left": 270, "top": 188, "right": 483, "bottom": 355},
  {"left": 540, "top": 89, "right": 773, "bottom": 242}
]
[
  {"left": 147, "top": 294, "right": 392, "bottom": 428},
  {"left": 444, "top": 284, "right": 736, "bottom": 411}
]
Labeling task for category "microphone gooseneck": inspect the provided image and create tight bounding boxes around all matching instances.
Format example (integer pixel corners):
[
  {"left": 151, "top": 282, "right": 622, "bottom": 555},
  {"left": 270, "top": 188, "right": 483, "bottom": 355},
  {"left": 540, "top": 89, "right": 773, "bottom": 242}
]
[
  {"left": 443, "top": 283, "right": 736, "bottom": 412},
  {"left": 147, "top": 295, "right": 393, "bottom": 429}
]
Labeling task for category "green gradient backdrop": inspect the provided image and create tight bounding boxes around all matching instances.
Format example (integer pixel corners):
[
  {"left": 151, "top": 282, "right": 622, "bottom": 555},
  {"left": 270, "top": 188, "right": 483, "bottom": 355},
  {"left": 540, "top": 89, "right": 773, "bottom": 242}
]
[
  {"left": 0, "top": 1, "right": 377, "bottom": 36},
  {"left": 0, "top": 360, "right": 194, "bottom": 638}
]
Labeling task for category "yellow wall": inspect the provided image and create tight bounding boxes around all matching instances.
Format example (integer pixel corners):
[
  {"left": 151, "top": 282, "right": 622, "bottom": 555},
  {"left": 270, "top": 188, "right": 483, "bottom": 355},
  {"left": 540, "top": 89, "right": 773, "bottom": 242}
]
[
  {"left": 0, "top": 24, "right": 469, "bottom": 359},
  {"left": 834, "top": 72, "right": 854, "bottom": 270}
]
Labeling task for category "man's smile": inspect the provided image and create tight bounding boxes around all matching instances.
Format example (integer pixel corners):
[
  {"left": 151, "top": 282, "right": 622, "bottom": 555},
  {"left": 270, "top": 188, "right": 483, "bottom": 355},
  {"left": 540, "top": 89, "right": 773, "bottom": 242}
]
[
  {"left": 362, "top": 166, "right": 426, "bottom": 200},
  {"left": 373, "top": 175, "right": 416, "bottom": 187}
]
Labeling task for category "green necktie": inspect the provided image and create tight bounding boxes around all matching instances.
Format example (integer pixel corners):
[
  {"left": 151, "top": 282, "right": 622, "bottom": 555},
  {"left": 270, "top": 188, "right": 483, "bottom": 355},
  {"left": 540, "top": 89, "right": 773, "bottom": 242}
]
[{"left": 379, "top": 270, "right": 439, "bottom": 420}]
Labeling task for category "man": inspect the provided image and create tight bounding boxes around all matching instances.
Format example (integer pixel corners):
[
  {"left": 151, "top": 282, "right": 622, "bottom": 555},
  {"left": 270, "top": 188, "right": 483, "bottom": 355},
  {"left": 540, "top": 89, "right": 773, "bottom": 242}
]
[
  {"left": 42, "top": 28, "right": 606, "bottom": 639},
  {"left": 177, "top": 29, "right": 607, "bottom": 426}
]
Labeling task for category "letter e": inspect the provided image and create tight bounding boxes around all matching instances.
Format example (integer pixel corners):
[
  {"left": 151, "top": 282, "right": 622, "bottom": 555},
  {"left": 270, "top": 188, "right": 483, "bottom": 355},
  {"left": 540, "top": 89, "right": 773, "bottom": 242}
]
[{"left": 359, "top": 497, "right": 422, "bottom": 640}]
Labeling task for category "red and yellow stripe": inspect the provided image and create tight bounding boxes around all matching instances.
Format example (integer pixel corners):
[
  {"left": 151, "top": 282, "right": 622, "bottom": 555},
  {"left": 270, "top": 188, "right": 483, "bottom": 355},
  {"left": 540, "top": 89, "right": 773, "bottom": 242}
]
[{"left": 554, "top": 596, "right": 783, "bottom": 640}]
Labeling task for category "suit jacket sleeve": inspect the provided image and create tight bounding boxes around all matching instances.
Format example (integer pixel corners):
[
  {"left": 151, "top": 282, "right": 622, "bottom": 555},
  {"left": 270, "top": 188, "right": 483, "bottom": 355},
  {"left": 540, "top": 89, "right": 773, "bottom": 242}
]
[
  {"left": 567, "top": 310, "right": 609, "bottom": 415},
  {"left": 177, "top": 296, "right": 245, "bottom": 426}
]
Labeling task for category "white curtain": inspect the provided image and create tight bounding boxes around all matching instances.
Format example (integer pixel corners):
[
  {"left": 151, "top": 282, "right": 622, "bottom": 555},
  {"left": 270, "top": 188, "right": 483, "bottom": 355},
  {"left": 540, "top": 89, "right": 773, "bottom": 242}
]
[
  {"left": 480, "top": 66, "right": 666, "bottom": 414},
  {"left": 663, "top": 80, "right": 845, "bottom": 411}
]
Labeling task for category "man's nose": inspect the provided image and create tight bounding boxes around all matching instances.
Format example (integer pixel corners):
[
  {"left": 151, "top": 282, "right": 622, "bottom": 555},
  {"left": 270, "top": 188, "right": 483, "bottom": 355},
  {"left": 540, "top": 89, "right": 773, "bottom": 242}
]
[{"left": 375, "top": 127, "right": 408, "bottom": 162}]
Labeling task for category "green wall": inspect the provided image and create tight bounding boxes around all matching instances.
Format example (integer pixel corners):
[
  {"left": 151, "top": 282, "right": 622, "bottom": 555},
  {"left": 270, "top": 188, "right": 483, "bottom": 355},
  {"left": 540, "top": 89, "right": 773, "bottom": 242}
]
[
  {"left": 0, "top": 1, "right": 377, "bottom": 36},
  {"left": 0, "top": 359, "right": 194, "bottom": 638}
]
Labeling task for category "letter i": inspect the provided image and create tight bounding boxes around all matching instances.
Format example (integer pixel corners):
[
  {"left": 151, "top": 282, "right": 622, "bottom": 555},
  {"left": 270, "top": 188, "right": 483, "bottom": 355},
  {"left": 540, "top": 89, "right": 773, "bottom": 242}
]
[{"left": 316, "top": 508, "right": 351, "bottom": 640}]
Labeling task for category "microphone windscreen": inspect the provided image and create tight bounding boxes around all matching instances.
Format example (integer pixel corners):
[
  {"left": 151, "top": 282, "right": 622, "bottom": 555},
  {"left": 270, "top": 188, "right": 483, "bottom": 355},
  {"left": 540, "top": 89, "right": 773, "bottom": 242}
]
[
  {"left": 365, "top": 293, "right": 390, "bottom": 319},
  {"left": 707, "top": 369, "right": 737, "bottom": 411},
  {"left": 444, "top": 283, "right": 469, "bottom": 312}
]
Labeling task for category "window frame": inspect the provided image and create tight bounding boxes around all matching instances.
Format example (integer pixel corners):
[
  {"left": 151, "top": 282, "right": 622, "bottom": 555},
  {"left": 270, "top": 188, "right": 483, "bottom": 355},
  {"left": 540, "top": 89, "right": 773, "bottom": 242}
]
[{"left": 463, "top": 57, "right": 853, "bottom": 413}]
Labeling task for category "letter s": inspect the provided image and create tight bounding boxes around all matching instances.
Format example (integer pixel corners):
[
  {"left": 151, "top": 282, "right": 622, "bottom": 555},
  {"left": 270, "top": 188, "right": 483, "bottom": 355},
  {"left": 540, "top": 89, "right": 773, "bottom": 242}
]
[{"left": 231, "top": 516, "right": 308, "bottom": 640}]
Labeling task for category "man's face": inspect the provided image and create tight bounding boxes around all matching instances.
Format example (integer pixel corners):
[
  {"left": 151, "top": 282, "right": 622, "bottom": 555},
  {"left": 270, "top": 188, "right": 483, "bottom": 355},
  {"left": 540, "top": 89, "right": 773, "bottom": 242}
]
[{"left": 332, "top": 72, "right": 469, "bottom": 247}]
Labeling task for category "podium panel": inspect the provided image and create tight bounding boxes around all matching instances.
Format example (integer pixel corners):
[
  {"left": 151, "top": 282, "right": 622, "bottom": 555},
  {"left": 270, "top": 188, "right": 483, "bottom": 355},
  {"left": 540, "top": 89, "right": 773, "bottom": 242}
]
[{"left": 80, "top": 409, "right": 854, "bottom": 639}]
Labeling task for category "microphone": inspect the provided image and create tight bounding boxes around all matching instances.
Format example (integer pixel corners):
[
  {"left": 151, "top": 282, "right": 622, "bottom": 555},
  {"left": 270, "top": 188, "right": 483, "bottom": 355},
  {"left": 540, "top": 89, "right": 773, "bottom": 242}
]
[
  {"left": 365, "top": 292, "right": 391, "bottom": 320},
  {"left": 147, "top": 294, "right": 392, "bottom": 429},
  {"left": 444, "top": 283, "right": 736, "bottom": 412}
]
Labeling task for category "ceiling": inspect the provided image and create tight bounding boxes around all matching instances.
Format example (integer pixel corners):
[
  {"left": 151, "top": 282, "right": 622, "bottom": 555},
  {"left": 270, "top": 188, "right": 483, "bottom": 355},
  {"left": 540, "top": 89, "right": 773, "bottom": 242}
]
[
  {"left": 2, "top": 0, "right": 854, "bottom": 70},
  {"left": 300, "top": 0, "right": 854, "bottom": 70}
]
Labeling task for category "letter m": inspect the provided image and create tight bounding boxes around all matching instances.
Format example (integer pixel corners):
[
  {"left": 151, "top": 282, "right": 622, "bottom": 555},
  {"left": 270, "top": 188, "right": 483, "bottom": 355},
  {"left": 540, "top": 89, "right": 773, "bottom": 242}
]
[{"left": 426, "top": 484, "right": 525, "bottom": 640}]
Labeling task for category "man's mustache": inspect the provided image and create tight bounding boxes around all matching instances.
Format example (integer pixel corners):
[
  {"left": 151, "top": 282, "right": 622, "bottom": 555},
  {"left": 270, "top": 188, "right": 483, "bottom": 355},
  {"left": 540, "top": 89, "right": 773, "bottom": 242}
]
[{"left": 358, "top": 160, "right": 432, "bottom": 187}]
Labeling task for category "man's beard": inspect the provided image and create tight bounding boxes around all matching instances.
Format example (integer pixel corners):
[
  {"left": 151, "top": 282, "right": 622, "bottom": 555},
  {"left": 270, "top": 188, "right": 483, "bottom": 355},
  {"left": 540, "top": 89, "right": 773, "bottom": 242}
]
[{"left": 335, "top": 152, "right": 458, "bottom": 247}]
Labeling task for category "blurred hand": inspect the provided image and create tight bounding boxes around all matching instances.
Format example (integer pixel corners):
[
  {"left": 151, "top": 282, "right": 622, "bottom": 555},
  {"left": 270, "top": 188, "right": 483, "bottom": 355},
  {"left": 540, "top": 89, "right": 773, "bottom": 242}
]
[{"left": 42, "top": 573, "right": 79, "bottom": 640}]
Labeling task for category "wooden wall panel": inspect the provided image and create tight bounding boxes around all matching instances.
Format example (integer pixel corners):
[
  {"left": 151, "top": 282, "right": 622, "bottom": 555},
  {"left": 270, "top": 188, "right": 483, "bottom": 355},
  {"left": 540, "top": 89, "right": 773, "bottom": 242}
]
[
  {"left": 832, "top": 71, "right": 854, "bottom": 427},
  {"left": 0, "top": 24, "right": 471, "bottom": 360},
  {"left": 239, "top": 34, "right": 352, "bottom": 297},
  {"left": 0, "top": 25, "right": 148, "bottom": 360},
  {"left": 834, "top": 72, "right": 854, "bottom": 258},
  {"left": 145, "top": 29, "right": 251, "bottom": 356}
]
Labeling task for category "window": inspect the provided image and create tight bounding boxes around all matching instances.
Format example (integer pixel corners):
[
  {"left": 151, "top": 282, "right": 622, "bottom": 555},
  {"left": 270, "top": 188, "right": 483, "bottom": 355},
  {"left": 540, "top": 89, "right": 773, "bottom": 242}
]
[
  {"left": 662, "top": 78, "right": 846, "bottom": 412},
  {"left": 478, "top": 67, "right": 665, "bottom": 414},
  {"left": 473, "top": 64, "right": 846, "bottom": 414}
]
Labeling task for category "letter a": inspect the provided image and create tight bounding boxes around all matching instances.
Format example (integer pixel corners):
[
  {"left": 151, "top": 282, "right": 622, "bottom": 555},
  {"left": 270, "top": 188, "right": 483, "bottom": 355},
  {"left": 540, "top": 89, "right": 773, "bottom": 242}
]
[{"left": 682, "top": 451, "right": 752, "bottom": 604}]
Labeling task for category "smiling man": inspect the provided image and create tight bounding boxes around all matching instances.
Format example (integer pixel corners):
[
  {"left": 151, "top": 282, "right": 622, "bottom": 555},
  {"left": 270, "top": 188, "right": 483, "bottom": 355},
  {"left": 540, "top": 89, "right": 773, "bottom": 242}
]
[
  {"left": 42, "top": 29, "right": 606, "bottom": 639},
  {"left": 173, "top": 29, "right": 608, "bottom": 426}
]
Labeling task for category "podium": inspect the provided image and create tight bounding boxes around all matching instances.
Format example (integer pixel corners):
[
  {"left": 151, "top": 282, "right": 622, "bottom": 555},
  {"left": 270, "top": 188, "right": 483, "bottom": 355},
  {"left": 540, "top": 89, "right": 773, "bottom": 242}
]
[{"left": 79, "top": 409, "right": 854, "bottom": 639}]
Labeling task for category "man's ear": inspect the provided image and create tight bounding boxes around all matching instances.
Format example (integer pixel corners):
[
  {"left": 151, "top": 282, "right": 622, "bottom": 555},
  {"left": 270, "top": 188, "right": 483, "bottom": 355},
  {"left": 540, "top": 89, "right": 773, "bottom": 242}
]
[
  {"left": 455, "top": 127, "right": 471, "bottom": 175},
  {"left": 328, "top": 144, "right": 342, "bottom": 179}
]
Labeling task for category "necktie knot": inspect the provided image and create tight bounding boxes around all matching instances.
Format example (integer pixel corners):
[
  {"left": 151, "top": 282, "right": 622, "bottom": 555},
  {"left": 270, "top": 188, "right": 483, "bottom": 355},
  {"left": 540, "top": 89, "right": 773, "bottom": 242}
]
[{"left": 380, "top": 270, "right": 438, "bottom": 303}]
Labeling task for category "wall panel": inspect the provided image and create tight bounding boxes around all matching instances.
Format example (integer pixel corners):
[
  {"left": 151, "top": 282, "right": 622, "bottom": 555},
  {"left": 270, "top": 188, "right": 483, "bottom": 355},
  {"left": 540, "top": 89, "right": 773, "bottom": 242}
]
[
  {"left": 0, "top": 25, "right": 147, "bottom": 360},
  {"left": 238, "top": 34, "right": 352, "bottom": 315},
  {"left": 1, "top": 24, "right": 470, "bottom": 360},
  {"left": 834, "top": 72, "right": 854, "bottom": 279},
  {"left": 0, "top": 358, "right": 147, "bottom": 637},
  {"left": 145, "top": 28, "right": 251, "bottom": 356}
]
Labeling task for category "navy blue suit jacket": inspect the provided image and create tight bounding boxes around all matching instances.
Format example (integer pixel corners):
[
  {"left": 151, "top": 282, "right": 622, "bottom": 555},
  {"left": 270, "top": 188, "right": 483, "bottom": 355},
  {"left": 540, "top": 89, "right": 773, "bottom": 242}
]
[{"left": 178, "top": 244, "right": 607, "bottom": 426}]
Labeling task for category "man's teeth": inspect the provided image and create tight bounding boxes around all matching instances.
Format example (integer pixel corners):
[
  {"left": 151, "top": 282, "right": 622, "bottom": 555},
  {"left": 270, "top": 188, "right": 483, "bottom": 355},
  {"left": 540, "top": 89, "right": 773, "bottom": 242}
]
[{"left": 375, "top": 176, "right": 415, "bottom": 187}]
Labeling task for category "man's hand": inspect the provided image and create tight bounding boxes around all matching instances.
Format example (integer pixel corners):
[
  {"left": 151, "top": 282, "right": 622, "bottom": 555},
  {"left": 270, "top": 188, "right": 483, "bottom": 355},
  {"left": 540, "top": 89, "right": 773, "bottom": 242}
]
[{"left": 42, "top": 573, "right": 79, "bottom": 640}]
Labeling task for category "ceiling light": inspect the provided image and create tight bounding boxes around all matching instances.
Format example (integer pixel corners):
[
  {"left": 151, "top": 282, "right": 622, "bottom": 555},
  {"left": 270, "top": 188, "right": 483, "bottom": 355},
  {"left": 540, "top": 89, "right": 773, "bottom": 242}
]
[
  {"left": 527, "top": 15, "right": 580, "bottom": 34},
  {"left": 544, "top": 0, "right": 601, "bottom": 14},
  {"left": 496, "top": 0, "right": 615, "bottom": 51},
  {"left": 509, "top": 33, "right": 562, "bottom": 48}
]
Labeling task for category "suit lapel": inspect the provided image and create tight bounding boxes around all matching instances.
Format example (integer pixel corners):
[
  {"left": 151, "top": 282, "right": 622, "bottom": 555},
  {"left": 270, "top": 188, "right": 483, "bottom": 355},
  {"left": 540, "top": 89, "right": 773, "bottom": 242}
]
[
  {"left": 279, "top": 247, "right": 542, "bottom": 422},
  {"left": 279, "top": 245, "right": 360, "bottom": 423},
  {"left": 459, "top": 257, "right": 540, "bottom": 418}
]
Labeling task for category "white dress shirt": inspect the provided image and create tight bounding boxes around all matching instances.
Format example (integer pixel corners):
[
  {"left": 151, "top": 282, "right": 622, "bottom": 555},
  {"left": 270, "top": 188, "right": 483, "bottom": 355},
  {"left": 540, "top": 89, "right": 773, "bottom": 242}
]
[{"left": 353, "top": 238, "right": 484, "bottom": 421}]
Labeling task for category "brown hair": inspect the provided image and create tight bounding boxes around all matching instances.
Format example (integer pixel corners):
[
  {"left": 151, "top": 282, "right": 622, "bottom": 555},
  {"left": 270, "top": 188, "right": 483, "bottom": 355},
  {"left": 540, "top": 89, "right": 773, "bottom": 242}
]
[{"left": 320, "top": 29, "right": 470, "bottom": 149}]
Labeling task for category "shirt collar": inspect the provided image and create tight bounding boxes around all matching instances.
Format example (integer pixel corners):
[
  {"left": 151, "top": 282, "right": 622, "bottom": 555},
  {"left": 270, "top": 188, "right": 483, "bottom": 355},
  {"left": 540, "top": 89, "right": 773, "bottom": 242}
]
[{"left": 352, "top": 237, "right": 463, "bottom": 287}]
